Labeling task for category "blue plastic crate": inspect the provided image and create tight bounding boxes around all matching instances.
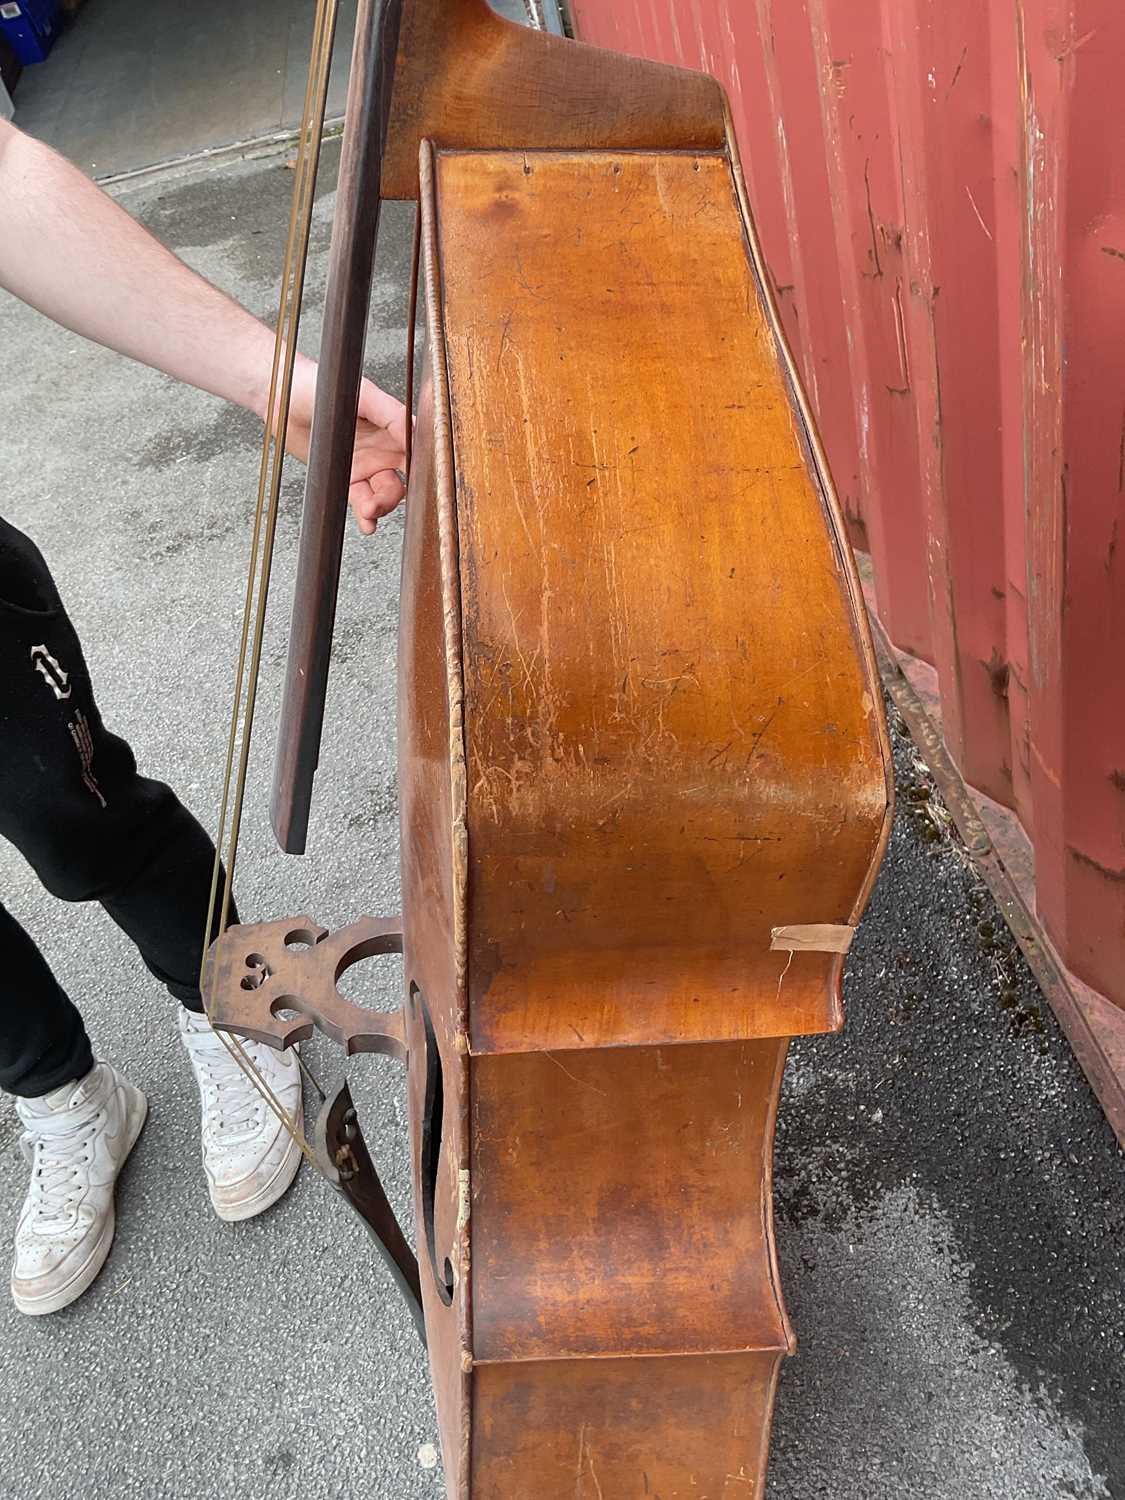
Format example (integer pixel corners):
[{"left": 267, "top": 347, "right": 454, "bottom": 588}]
[
  {"left": 15, "top": 0, "right": 58, "bottom": 26},
  {"left": 0, "top": 0, "right": 60, "bottom": 66}
]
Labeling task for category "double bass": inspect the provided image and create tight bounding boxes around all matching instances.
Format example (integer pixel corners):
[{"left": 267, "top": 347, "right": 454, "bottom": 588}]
[{"left": 204, "top": 1, "right": 893, "bottom": 1494}]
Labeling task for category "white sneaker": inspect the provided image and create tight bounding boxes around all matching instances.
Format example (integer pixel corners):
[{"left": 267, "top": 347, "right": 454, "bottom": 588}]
[
  {"left": 179, "top": 1009, "right": 302, "bottom": 1222},
  {"left": 11, "top": 1062, "right": 148, "bottom": 1316}
]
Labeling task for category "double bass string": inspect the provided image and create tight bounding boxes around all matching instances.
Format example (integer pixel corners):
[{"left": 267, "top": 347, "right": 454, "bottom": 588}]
[{"left": 197, "top": 0, "right": 342, "bottom": 1162}]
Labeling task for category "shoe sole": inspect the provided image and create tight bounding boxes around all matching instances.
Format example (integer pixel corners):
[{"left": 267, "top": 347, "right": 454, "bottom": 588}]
[
  {"left": 210, "top": 1096, "right": 304, "bottom": 1223},
  {"left": 11, "top": 1086, "right": 149, "bottom": 1317}
]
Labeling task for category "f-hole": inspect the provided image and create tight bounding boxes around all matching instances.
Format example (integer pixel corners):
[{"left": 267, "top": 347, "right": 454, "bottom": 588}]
[{"left": 414, "top": 984, "right": 454, "bottom": 1307}]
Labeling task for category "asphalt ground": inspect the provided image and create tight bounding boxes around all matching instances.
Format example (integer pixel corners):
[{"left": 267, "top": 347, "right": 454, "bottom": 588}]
[{"left": 0, "top": 141, "right": 1121, "bottom": 1500}]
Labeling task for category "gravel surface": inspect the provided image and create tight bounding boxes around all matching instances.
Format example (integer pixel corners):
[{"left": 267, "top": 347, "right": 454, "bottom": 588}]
[{"left": 0, "top": 142, "right": 1120, "bottom": 1500}]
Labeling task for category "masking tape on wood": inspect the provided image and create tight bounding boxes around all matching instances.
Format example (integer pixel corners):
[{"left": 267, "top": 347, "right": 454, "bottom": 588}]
[{"left": 770, "top": 923, "right": 856, "bottom": 954}]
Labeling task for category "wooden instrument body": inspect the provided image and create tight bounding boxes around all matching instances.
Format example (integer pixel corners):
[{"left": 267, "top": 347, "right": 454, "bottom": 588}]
[
  {"left": 398, "top": 124, "right": 891, "bottom": 1496},
  {"left": 202, "top": 3, "right": 893, "bottom": 1493}
]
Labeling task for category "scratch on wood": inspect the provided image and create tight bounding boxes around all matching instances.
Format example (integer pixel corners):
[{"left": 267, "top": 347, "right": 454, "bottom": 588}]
[
  {"left": 575, "top": 1423, "right": 605, "bottom": 1500},
  {"left": 499, "top": 577, "right": 539, "bottom": 694},
  {"left": 513, "top": 249, "right": 548, "bottom": 301},
  {"left": 497, "top": 309, "right": 514, "bottom": 370},
  {"left": 774, "top": 947, "right": 795, "bottom": 1004},
  {"left": 545, "top": 1052, "right": 608, "bottom": 1096},
  {"left": 642, "top": 665, "right": 701, "bottom": 696},
  {"left": 589, "top": 1456, "right": 604, "bottom": 1500},
  {"left": 749, "top": 700, "right": 782, "bottom": 760}
]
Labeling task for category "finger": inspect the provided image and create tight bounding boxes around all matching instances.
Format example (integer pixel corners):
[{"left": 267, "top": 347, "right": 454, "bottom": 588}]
[
  {"left": 350, "top": 442, "right": 406, "bottom": 485},
  {"left": 348, "top": 472, "right": 402, "bottom": 533},
  {"left": 351, "top": 417, "right": 406, "bottom": 461},
  {"left": 366, "top": 469, "right": 406, "bottom": 512},
  {"left": 349, "top": 454, "right": 406, "bottom": 507},
  {"left": 348, "top": 483, "right": 380, "bottom": 535},
  {"left": 356, "top": 378, "right": 407, "bottom": 441}
]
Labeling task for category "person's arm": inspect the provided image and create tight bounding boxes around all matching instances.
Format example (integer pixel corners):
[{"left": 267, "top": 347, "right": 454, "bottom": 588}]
[{"left": 0, "top": 118, "right": 403, "bottom": 533}]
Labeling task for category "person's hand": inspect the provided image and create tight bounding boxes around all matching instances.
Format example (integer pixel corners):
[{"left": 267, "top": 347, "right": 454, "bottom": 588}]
[{"left": 282, "top": 354, "right": 408, "bottom": 535}]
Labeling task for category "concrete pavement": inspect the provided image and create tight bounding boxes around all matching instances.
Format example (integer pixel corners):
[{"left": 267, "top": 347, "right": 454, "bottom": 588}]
[
  {"left": 0, "top": 139, "right": 1121, "bottom": 1500},
  {"left": 9, "top": 0, "right": 359, "bottom": 178}
]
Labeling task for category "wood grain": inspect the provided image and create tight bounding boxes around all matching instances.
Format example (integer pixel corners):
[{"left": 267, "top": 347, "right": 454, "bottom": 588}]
[
  {"left": 388, "top": 139, "right": 892, "bottom": 1497},
  {"left": 472, "top": 1352, "right": 785, "bottom": 1500},
  {"left": 471, "top": 1039, "right": 792, "bottom": 1362},
  {"left": 434, "top": 148, "right": 889, "bottom": 1056},
  {"left": 382, "top": 0, "right": 725, "bottom": 199}
]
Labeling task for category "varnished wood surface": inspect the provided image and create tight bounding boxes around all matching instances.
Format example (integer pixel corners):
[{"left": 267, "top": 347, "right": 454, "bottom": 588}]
[
  {"left": 471, "top": 1039, "right": 791, "bottom": 1362},
  {"left": 388, "top": 140, "right": 892, "bottom": 1498},
  {"left": 434, "top": 148, "right": 890, "bottom": 1056},
  {"left": 382, "top": 0, "right": 725, "bottom": 199},
  {"left": 399, "top": 349, "right": 472, "bottom": 1495},
  {"left": 472, "top": 1352, "right": 783, "bottom": 1500}
]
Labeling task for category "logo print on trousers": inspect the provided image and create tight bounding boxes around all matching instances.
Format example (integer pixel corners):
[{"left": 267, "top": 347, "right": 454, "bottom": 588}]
[
  {"left": 69, "top": 712, "right": 106, "bottom": 808},
  {"left": 30, "top": 644, "right": 71, "bottom": 701}
]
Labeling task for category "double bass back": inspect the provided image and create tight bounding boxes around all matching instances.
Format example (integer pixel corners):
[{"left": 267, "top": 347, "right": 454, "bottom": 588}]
[
  {"left": 210, "top": 3, "right": 892, "bottom": 1494},
  {"left": 399, "top": 116, "right": 889, "bottom": 1500}
]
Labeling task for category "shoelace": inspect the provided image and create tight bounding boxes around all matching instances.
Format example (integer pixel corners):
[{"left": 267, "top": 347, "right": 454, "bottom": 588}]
[
  {"left": 185, "top": 1033, "right": 267, "bottom": 1138},
  {"left": 21, "top": 1112, "right": 100, "bottom": 1225}
]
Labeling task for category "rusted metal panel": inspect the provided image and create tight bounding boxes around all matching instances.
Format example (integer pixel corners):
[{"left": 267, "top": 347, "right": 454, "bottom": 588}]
[
  {"left": 570, "top": 0, "right": 1125, "bottom": 1014},
  {"left": 1016, "top": 0, "right": 1125, "bottom": 1004},
  {"left": 884, "top": 0, "right": 1013, "bottom": 808}
]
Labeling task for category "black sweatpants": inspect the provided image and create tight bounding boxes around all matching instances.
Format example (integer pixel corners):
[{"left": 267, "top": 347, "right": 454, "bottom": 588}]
[{"left": 0, "top": 517, "right": 231, "bottom": 1097}]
